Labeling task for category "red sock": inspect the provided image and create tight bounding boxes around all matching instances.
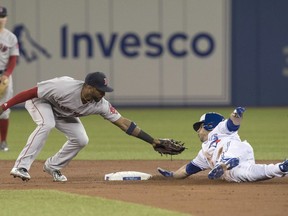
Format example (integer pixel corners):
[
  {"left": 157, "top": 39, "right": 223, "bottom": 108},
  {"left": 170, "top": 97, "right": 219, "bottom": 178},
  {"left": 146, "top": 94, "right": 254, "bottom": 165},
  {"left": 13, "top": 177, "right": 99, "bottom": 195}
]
[{"left": 0, "top": 119, "right": 9, "bottom": 142}]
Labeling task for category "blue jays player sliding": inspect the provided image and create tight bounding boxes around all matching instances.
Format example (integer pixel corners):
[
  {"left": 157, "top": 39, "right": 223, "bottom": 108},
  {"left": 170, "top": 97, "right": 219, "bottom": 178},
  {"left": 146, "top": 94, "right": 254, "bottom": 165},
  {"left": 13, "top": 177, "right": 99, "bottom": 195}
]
[
  {"left": 158, "top": 107, "right": 288, "bottom": 182},
  {"left": 0, "top": 72, "right": 166, "bottom": 182}
]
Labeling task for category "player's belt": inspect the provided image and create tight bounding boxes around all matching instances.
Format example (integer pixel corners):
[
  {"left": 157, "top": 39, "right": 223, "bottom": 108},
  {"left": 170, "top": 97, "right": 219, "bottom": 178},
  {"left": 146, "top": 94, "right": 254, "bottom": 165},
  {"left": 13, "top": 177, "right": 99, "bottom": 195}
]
[{"left": 0, "top": 69, "right": 6, "bottom": 74}]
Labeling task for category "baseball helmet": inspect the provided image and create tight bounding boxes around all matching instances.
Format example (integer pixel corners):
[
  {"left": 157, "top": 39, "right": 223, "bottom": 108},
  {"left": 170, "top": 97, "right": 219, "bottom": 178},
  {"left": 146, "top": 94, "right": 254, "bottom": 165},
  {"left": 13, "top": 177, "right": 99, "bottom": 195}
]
[{"left": 193, "top": 112, "right": 225, "bottom": 131}]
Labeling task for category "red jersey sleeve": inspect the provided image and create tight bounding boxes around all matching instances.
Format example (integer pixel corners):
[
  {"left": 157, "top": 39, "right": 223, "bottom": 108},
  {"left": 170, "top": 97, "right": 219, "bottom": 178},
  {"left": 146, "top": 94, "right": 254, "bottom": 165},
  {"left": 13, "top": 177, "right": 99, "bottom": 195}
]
[
  {"left": 4, "top": 56, "right": 18, "bottom": 77},
  {"left": 1, "top": 86, "right": 38, "bottom": 111}
]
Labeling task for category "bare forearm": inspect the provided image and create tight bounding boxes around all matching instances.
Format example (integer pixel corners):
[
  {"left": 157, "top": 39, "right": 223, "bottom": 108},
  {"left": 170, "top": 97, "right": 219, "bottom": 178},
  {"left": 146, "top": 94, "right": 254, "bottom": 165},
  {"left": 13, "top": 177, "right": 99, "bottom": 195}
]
[{"left": 114, "top": 117, "right": 159, "bottom": 145}]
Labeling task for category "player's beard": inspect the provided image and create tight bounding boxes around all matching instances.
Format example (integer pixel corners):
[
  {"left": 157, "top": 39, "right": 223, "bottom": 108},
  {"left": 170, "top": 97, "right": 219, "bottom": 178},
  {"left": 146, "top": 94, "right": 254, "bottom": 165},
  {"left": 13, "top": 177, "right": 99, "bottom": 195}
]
[{"left": 92, "top": 96, "right": 101, "bottom": 102}]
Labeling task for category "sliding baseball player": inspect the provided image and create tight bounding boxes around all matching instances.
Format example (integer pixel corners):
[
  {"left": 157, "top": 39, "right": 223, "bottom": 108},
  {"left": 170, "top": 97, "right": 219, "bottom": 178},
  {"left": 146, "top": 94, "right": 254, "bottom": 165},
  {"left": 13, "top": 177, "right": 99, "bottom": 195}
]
[{"left": 158, "top": 107, "right": 288, "bottom": 182}]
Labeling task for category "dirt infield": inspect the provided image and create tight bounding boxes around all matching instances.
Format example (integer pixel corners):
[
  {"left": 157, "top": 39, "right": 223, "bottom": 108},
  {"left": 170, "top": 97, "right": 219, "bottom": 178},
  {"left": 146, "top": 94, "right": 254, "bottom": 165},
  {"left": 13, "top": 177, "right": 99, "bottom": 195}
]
[{"left": 1, "top": 160, "right": 287, "bottom": 216}]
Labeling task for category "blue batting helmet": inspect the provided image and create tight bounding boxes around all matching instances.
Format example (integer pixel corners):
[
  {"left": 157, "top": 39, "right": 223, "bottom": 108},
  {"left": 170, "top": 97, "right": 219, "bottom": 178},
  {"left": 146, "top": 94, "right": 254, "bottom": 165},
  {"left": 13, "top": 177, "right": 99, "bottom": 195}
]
[{"left": 193, "top": 112, "right": 225, "bottom": 131}]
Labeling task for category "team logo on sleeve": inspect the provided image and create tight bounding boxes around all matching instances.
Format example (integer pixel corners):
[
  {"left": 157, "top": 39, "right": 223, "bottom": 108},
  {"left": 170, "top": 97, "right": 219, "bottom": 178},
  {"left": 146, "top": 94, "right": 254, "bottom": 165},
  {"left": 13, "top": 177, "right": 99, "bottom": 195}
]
[
  {"left": 109, "top": 103, "right": 118, "bottom": 114},
  {"left": 209, "top": 134, "right": 221, "bottom": 148},
  {"left": 0, "top": 43, "right": 8, "bottom": 52}
]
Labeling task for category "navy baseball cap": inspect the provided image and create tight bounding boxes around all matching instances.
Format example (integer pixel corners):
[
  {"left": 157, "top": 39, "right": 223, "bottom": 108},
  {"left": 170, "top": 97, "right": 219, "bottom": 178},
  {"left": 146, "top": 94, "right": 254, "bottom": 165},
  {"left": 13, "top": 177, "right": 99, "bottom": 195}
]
[
  {"left": 0, "top": 7, "right": 7, "bottom": 18},
  {"left": 85, "top": 72, "right": 114, "bottom": 92},
  {"left": 193, "top": 112, "right": 225, "bottom": 131}
]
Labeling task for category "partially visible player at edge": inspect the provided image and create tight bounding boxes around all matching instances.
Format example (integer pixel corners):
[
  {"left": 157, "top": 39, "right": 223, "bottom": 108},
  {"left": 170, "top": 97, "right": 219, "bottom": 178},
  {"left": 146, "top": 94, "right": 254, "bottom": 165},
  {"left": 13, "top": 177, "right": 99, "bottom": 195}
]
[
  {"left": 0, "top": 6, "right": 19, "bottom": 151},
  {"left": 0, "top": 72, "right": 166, "bottom": 182},
  {"left": 158, "top": 107, "right": 288, "bottom": 182}
]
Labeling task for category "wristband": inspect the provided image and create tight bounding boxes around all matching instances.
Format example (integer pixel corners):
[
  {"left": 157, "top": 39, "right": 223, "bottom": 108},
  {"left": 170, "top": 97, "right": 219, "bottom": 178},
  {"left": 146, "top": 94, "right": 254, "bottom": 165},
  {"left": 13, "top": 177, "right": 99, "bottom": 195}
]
[
  {"left": 137, "top": 130, "right": 154, "bottom": 144},
  {"left": 126, "top": 122, "right": 137, "bottom": 135},
  {"left": 227, "top": 118, "right": 240, "bottom": 132}
]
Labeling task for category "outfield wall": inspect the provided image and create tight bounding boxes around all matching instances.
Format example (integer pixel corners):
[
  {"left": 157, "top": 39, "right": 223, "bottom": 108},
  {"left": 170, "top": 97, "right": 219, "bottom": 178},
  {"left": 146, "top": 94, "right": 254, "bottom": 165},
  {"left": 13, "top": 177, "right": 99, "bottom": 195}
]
[
  {"left": 2, "top": 0, "right": 288, "bottom": 106},
  {"left": 232, "top": 0, "right": 288, "bottom": 106},
  {"left": 3, "top": 0, "right": 231, "bottom": 106}
]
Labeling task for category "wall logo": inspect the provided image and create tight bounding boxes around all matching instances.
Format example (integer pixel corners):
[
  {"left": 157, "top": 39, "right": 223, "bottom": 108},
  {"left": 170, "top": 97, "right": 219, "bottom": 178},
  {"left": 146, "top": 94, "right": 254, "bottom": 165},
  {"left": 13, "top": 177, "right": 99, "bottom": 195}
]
[
  {"left": 61, "top": 25, "right": 215, "bottom": 58},
  {"left": 12, "top": 24, "right": 215, "bottom": 63},
  {"left": 13, "top": 24, "right": 51, "bottom": 63}
]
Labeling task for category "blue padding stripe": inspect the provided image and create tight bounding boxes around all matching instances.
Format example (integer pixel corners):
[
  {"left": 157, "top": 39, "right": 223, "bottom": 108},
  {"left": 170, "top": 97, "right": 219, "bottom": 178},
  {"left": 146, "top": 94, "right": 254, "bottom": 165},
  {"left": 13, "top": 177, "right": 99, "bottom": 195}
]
[
  {"left": 186, "top": 162, "right": 202, "bottom": 175},
  {"left": 227, "top": 118, "right": 240, "bottom": 132},
  {"left": 126, "top": 122, "right": 137, "bottom": 135}
]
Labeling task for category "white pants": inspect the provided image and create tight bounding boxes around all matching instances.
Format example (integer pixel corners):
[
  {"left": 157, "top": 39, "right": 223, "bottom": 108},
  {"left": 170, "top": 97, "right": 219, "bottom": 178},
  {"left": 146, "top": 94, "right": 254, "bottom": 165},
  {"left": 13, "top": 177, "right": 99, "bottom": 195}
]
[
  {"left": 222, "top": 140, "right": 285, "bottom": 182},
  {"left": 13, "top": 99, "right": 89, "bottom": 170},
  {"left": 0, "top": 76, "right": 13, "bottom": 119}
]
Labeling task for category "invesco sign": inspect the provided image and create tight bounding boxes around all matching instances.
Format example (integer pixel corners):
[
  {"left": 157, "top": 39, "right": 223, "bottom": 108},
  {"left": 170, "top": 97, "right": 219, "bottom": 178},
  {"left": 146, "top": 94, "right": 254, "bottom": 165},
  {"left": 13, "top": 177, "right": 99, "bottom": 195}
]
[{"left": 61, "top": 26, "right": 215, "bottom": 58}]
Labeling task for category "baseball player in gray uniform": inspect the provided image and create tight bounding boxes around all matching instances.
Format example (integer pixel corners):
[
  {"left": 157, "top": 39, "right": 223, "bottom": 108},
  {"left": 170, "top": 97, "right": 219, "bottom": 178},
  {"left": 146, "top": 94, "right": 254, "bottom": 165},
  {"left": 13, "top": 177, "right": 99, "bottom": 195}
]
[
  {"left": 158, "top": 107, "right": 288, "bottom": 182},
  {"left": 0, "top": 72, "right": 164, "bottom": 182},
  {"left": 0, "top": 6, "right": 19, "bottom": 151}
]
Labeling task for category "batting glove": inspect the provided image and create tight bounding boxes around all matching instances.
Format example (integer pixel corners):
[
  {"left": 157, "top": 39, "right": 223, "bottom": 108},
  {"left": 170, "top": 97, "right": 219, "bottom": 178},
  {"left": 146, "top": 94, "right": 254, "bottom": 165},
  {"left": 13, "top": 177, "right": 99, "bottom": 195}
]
[{"left": 233, "top": 107, "right": 246, "bottom": 118}]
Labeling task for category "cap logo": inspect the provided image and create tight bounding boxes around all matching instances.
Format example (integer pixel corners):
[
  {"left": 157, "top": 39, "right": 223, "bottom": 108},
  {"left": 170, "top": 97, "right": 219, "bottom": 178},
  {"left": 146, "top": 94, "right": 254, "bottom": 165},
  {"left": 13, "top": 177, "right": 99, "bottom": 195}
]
[
  {"left": 104, "top": 78, "right": 108, "bottom": 86},
  {"left": 85, "top": 72, "right": 113, "bottom": 92}
]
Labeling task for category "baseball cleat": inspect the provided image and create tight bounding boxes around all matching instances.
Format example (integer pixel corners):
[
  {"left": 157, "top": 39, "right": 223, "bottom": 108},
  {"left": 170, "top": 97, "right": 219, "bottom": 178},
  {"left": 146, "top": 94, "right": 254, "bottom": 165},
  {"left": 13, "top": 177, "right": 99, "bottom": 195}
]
[
  {"left": 279, "top": 159, "right": 288, "bottom": 173},
  {"left": 10, "top": 167, "right": 31, "bottom": 181},
  {"left": 0, "top": 141, "right": 9, "bottom": 152},
  {"left": 157, "top": 167, "right": 173, "bottom": 177},
  {"left": 208, "top": 157, "right": 240, "bottom": 179},
  {"left": 43, "top": 164, "right": 67, "bottom": 182}
]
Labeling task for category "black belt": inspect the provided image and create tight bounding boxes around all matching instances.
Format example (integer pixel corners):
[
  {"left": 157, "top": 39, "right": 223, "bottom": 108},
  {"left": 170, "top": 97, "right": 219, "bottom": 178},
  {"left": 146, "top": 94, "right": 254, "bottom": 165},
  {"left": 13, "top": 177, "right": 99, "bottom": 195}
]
[{"left": 0, "top": 70, "right": 6, "bottom": 74}]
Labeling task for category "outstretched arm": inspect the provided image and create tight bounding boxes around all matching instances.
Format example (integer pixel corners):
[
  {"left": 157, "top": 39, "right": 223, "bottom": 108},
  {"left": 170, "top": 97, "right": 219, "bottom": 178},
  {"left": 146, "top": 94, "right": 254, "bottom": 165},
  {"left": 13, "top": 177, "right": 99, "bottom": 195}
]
[
  {"left": 113, "top": 116, "right": 186, "bottom": 156},
  {"left": 113, "top": 116, "right": 160, "bottom": 146},
  {"left": 0, "top": 86, "right": 38, "bottom": 114},
  {"left": 158, "top": 162, "right": 203, "bottom": 179},
  {"left": 226, "top": 107, "right": 246, "bottom": 132}
]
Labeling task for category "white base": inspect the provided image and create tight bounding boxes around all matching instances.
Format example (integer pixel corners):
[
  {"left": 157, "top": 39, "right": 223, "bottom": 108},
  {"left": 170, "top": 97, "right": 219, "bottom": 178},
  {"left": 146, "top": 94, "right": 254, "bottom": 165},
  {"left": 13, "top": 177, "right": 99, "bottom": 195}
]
[{"left": 104, "top": 171, "right": 152, "bottom": 181}]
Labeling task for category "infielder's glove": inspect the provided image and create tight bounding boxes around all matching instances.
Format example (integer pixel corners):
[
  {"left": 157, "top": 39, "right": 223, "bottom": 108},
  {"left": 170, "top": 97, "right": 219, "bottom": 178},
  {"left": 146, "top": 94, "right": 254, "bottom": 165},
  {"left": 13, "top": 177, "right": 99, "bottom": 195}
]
[
  {"left": 0, "top": 77, "right": 9, "bottom": 99},
  {"left": 153, "top": 139, "right": 186, "bottom": 156}
]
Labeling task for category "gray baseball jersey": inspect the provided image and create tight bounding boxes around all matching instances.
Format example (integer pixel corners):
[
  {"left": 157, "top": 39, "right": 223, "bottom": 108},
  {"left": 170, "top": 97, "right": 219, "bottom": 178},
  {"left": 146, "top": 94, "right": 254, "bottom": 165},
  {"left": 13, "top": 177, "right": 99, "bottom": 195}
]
[
  {"left": 13, "top": 76, "right": 121, "bottom": 171},
  {"left": 37, "top": 76, "right": 121, "bottom": 121}
]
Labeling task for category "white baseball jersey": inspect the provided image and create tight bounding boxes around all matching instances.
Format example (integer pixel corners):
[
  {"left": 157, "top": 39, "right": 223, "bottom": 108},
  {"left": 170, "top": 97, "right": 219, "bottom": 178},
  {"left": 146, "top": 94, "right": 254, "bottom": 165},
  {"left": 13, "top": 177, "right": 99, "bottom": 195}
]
[
  {"left": 191, "top": 120, "right": 285, "bottom": 182},
  {"left": 0, "top": 28, "right": 19, "bottom": 118},
  {"left": 192, "top": 120, "right": 241, "bottom": 170},
  {"left": 0, "top": 28, "right": 19, "bottom": 70}
]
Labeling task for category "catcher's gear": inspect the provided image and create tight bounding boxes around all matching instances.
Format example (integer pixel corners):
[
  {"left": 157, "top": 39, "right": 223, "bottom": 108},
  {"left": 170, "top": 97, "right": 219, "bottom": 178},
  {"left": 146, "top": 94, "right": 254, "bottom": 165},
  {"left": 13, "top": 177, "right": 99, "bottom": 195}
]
[
  {"left": 0, "top": 77, "right": 9, "bottom": 98},
  {"left": 154, "top": 139, "right": 186, "bottom": 156}
]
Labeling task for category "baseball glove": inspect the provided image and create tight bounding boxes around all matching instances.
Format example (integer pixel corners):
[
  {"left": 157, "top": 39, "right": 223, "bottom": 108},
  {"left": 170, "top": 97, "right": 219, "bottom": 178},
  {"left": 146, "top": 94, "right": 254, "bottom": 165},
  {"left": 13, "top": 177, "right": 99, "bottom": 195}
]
[
  {"left": 0, "top": 77, "right": 9, "bottom": 99},
  {"left": 153, "top": 139, "right": 186, "bottom": 156}
]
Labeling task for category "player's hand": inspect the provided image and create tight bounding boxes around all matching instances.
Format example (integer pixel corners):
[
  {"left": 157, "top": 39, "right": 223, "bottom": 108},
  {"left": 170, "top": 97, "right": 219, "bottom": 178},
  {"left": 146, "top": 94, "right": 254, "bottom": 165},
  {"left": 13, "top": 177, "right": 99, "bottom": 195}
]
[
  {"left": 0, "top": 74, "right": 9, "bottom": 84},
  {"left": 233, "top": 107, "right": 246, "bottom": 118}
]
